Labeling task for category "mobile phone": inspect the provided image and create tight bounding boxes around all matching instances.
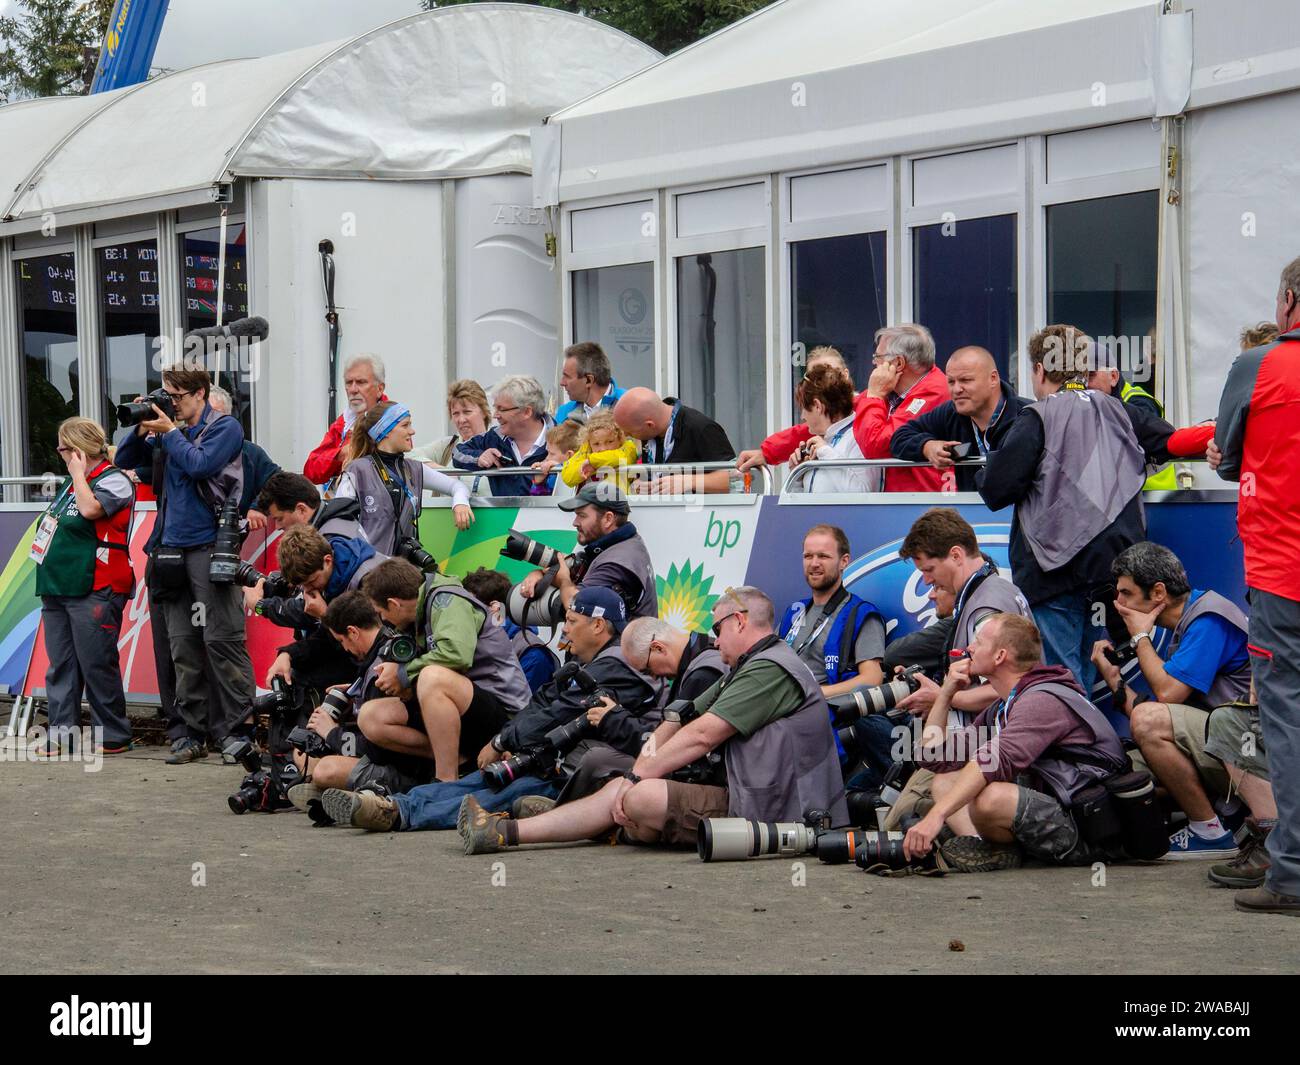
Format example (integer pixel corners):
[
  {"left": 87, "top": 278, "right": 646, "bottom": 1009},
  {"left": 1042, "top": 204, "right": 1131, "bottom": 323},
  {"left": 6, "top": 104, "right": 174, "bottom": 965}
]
[{"left": 945, "top": 442, "right": 972, "bottom": 459}]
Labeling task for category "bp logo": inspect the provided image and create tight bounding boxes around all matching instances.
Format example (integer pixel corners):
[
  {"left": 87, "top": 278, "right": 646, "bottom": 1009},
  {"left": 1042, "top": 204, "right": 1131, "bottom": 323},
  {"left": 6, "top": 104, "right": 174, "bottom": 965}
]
[
  {"left": 618, "top": 288, "right": 647, "bottom": 326},
  {"left": 655, "top": 561, "right": 720, "bottom": 634},
  {"left": 842, "top": 524, "right": 1012, "bottom": 640}
]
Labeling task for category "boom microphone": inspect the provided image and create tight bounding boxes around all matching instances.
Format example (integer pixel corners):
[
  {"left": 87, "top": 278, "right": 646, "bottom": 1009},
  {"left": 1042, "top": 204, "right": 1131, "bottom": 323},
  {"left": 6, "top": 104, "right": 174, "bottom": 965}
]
[{"left": 187, "top": 315, "right": 270, "bottom": 342}]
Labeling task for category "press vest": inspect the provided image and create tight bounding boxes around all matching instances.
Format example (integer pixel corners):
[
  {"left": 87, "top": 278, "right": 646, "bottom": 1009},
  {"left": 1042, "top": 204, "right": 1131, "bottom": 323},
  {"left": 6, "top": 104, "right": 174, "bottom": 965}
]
[
  {"left": 192, "top": 406, "right": 245, "bottom": 513},
  {"left": 313, "top": 497, "right": 366, "bottom": 542},
  {"left": 420, "top": 579, "right": 531, "bottom": 713},
  {"left": 346, "top": 454, "right": 422, "bottom": 556},
  {"left": 663, "top": 645, "right": 726, "bottom": 707},
  {"left": 35, "top": 462, "right": 135, "bottom": 597},
  {"left": 1120, "top": 381, "right": 1178, "bottom": 491},
  {"left": 1169, "top": 590, "right": 1252, "bottom": 710},
  {"left": 1017, "top": 681, "right": 1128, "bottom": 806},
  {"left": 1020, "top": 388, "right": 1145, "bottom": 571},
  {"left": 950, "top": 569, "right": 1032, "bottom": 654},
  {"left": 720, "top": 637, "right": 849, "bottom": 824},
  {"left": 573, "top": 526, "right": 658, "bottom": 619},
  {"left": 778, "top": 589, "right": 882, "bottom": 685}
]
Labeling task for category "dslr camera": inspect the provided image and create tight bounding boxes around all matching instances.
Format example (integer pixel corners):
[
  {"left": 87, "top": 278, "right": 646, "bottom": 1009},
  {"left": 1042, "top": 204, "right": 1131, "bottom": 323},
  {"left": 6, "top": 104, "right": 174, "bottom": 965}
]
[
  {"left": 376, "top": 627, "right": 419, "bottom": 666},
  {"left": 234, "top": 562, "right": 294, "bottom": 600},
  {"left": 397, "top": 537, "right": 439, "bottom": 573},
  {"left": 696, "top": 809, "right": 914, "bottom": 870},
  {"left": 116, "top": 387, "right": 176, "bottom": 428}
]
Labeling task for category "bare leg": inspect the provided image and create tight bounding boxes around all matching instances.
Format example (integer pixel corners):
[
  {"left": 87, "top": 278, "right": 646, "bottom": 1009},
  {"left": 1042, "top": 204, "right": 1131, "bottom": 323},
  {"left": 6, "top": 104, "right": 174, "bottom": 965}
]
[
  {"left": 932, "top": 771, "right": 979, "bottom": 837},
  {"left": 358, "top": 698, "right": 433, "bottom": 760},
  {"left": 1132, "top": 702, "right": 1215, "bottom": 821},
  {"left": 516, "top": 777, "right": 622, "bottom": 844},
  {"left": 1227, "top": 763, "right": 1278, "bottom": 820},
  {"left": 416, "top": 666, "right": 475, "bottom": 782},
  {"left": 967, "top": 782, "right": 1019, "bottom": 843},
  {"left": 309, "top": 755, "right": 358, "bottom": 789}
]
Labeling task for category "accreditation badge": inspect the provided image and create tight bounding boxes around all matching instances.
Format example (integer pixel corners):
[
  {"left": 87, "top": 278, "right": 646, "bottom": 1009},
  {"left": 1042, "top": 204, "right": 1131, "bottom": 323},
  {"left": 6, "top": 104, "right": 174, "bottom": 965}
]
[{"left": 29, "top": 513, "right": 59, "bottom": 565}]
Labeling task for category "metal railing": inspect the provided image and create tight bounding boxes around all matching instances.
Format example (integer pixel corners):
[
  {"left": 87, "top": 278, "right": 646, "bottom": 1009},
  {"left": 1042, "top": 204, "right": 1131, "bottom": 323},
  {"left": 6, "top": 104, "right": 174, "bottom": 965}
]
[
  {"left": 435, "top": 460, "right": 774, "bottom": 498},
  {"left": 781, "top": 456, "right": 987, "bottom": 494}
]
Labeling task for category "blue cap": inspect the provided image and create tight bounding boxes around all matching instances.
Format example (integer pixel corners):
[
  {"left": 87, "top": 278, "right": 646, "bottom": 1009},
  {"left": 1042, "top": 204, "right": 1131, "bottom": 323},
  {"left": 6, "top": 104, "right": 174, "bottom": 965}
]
[{"left": 570, "top": 586, "right": 628, "bottom": 633}]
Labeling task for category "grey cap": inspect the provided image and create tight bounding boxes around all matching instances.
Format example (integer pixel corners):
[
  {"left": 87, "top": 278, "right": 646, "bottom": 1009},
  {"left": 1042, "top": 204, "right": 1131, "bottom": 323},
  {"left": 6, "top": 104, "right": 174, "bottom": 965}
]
[{"left": 557, "top": 481, "right": 631, "bottom": 515}]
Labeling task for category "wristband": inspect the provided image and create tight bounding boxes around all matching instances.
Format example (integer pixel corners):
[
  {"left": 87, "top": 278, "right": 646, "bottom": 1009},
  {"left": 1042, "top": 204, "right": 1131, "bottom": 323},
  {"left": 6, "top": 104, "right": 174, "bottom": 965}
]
[{"left": 623, "top": 771, "right": 642, "bottom": 785}]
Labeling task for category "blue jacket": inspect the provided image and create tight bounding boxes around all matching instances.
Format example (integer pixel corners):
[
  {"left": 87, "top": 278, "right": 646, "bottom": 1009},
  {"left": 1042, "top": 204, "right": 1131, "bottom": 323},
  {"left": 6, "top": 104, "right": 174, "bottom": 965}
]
[
  {"left": 240, "top": 442, "right": 281, "bottom": 517},
  {"left": 116, "top": 404, "right": 245, "bottom": 549},
  {"left": 452, "top": 420, "right": 553, "bottom": 496},
  {"left": 555, "top": 381, "right": 626, "bottom": 425},
  {"left": 324, "top": 536, "right": 378, "bottom": 599}
]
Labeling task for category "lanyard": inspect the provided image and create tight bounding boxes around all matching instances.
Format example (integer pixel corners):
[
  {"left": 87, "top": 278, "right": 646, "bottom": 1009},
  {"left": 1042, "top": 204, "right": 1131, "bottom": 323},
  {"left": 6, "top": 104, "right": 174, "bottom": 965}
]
[
  {"left": 973, "top": 396, "right": 1006, "bottom": 457},
  {"left": 952, "top": 563, "right": 992, "bottom": 628},
  {"left": 993, "top": 685, "right": 1019, "bottom": 734},
  {"left": 652, "top": 403, "right": 681, "bottom": 464},
  {"left": 788, "top": 585, "right": 848, "bottom": 657},
  {"left": 373, "top": 455, "right": 417, "bottom": 509}
]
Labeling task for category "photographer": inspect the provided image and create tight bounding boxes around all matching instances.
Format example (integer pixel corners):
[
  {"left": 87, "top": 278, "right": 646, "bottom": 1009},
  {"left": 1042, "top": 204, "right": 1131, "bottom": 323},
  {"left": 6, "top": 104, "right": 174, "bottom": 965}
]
[
  {"left": 902, "top": 613, "right": 1129, "bottom": 872},
  {"left": 265, "top": 525, "right": 388, "bottom": 694},
  {"left": 459, "top": 587, "right": 849, "bottom": 855},
  {"left": 336, "top": 401, "right": 473, "bottom": 555},
  {"left": 114, "top": 366, "right": 255, "bottom": 765},
  {"left": 1091, "top": 542, "right": 1250, "bottom": 858},
  {"left": 461, "top": 566, "right": 558, "bottom": 693},
  {"left": 359, "top": 559, "right": 531, "bottom": 783},
  {"left": 318, "top": 588, "right": 660, "bottom": 831},
  {"left": 516, "top": 483, "right": 657, "bottom": 619}
]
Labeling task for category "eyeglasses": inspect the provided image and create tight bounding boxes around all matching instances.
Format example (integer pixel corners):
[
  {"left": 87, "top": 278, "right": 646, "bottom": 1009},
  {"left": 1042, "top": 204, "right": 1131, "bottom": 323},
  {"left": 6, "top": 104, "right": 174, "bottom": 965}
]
[
  {"left": 711, "top": 609, "right": 747, "bottom": 637},
  {"left": 56, "top": 446, "right": 74, "bottom": 454},
  {"left": 493, "top": 405, "right": 520, "bottom": 416},
  {"left": 163, "top": 389, "right": 194, "bottom": 401}
]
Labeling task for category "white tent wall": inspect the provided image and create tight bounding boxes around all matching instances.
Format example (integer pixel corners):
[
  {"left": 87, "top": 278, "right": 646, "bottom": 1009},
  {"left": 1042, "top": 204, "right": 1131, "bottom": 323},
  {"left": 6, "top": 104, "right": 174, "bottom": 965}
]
[
  {"left": 250, "top": 179, "right": 446, "bottom": 470},
  {"left": 1185, "top": 89, "right": 1300, "bottom": 423}
]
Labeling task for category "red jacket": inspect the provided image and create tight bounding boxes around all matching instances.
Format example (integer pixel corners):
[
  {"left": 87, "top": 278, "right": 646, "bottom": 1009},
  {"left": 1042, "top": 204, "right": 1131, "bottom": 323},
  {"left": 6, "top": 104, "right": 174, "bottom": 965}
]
[
  {"left": 763, "top": 367, "right": 949, "bottom": 491},
  {"left": 1215, "top": 327, "right": 1300, "bottom": 601},
  {"left": 303, "top": 395, "right": 389, "bottom": 483}
]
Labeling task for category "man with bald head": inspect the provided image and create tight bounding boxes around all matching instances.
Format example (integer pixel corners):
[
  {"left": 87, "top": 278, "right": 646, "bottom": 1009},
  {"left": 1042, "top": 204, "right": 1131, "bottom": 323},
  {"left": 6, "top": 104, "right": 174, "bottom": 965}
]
[
  {"left": 891, "top": 346, "right": 1029, "bottom": 491},
  {"left": 614, "top": 387, "right": 735, "bottom": 494}
]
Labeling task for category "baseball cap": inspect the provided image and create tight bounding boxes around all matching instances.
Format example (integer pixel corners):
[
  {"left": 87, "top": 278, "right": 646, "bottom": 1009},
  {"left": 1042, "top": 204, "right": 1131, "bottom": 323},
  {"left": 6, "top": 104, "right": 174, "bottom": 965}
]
[
  {"left": 557, "top": 481, "right": 631, "bottom": 515},
  {"left": 569, "top": 586, "right": 628, "bottom": 633}
]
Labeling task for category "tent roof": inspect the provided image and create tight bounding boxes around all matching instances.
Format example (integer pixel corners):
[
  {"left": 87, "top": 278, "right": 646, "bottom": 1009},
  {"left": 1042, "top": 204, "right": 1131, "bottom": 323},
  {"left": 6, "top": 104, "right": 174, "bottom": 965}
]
[
  {"left": 540, "top": 0, "right": 1300, "bottom": 204},
  {"left": 0, "top": 3, "right": 659, "bottom": 233}
]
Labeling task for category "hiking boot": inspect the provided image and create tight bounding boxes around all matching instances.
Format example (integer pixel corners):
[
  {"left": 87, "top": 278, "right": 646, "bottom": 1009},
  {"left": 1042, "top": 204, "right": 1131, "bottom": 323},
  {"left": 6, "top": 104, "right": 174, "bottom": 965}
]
[
  {"left": 511, "top": 795, "right": 556, "bottom": 820},
  {"left": 459, "top": 795, "right": 509, "bottom": 855},
  {"left": 939, "top": 835, "right": 1023, "bottom": 873},
  {"left": 1234, "top": 886, "right": 1300, "bottom": 916},
  {"left": 164, "top": 738, "right": 207, "bottom": 765},
  {"left": 1209, "top": 820, "right": 1272, "bottom": 889},
  {"left": 322, "top": 789, "right": 400, "bottom": 832},
  {"left": 287, "top": 782, "right": 324, "bottom": 813}
]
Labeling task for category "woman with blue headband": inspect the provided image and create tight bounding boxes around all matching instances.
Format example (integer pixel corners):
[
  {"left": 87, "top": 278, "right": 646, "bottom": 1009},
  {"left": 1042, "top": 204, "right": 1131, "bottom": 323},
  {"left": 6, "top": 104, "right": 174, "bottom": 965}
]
[{"left": 335, "top": 400, "right": 473, "bottom": 555}]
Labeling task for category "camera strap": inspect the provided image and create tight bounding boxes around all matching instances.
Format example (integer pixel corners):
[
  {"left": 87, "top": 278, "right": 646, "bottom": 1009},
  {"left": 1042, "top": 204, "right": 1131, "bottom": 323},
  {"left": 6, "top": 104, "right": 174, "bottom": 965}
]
[{"left": 789, "top": 585, "right": 848, "bottom": 658}]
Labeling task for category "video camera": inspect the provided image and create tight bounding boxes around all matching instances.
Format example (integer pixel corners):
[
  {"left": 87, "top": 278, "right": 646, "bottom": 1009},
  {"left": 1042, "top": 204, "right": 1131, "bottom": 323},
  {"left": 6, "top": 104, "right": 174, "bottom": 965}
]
[
  {"left": 481, "top": 663, "right": 611, "bottom": 790},
  {"left": 116, "top": 387, "right": 176, "bottom": 428}
]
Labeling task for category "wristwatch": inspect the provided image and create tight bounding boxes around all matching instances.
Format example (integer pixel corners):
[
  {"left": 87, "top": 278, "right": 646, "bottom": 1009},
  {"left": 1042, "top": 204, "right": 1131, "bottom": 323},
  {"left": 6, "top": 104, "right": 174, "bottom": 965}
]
[
  {"left": 490, "top": 733, "right": 505, "bottom": 753},
  {"left": 622, "top": 771, "right": 642, "bottom": 785},
  {"left": 1131, "top": 631, "right": 1152, "bottom": 646}
]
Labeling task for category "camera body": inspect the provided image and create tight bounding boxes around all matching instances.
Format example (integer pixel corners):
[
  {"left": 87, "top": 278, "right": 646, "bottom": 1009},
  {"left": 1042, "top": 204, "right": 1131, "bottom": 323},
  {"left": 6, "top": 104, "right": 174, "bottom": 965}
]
[
  {"left": 116, "top": 387, "right": 176, "bottom": 428},
  {"left": 376, "top": 627, "right": 419, "bottom": 666},
  {"left": 286, "top": 725, "right": 334, "bottom": 760},
  {"left": 397, "top": 537, "right": 439, "bottom": 573},
  {"left": 253, "top": 675, "right": 300, "bottom": 717},
  {"left": 228, "top": 765, "right": 300, "bottom": 814},
  {"left": 235, "top": 561, "right": 294, "bottom": 600}
]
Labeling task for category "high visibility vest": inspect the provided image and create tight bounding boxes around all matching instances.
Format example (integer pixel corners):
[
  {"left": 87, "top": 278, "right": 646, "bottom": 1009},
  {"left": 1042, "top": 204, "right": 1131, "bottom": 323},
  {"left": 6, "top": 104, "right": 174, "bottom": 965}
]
[
  {"left": 35, "top": 462, "right": 135, "bottom": 597},
  {"left": 1121, "top": 381, "right": 1179, "bottom": 491}
]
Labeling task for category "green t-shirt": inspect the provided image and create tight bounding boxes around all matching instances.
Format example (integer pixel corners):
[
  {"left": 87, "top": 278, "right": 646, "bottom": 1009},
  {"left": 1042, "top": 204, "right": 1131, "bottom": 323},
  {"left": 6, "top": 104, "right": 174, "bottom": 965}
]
[{"left": 696, "top": 659, "right": 805, "bottom": 738}]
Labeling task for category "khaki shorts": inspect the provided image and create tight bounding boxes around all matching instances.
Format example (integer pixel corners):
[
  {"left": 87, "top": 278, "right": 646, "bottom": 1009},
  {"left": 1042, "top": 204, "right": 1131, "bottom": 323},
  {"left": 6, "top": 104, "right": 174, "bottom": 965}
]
[
  {"left": 884, "top": 768, "right": 934, "bottom": 831},
  {"left": 660, "top": 782, "right": 730, "bottom": 847},
  {"left": 1129, "top": 703, "right": 1230, "bottom": 799},
  {"left": 1204, "top": 703, "right": 1269, "bottom": 781}
]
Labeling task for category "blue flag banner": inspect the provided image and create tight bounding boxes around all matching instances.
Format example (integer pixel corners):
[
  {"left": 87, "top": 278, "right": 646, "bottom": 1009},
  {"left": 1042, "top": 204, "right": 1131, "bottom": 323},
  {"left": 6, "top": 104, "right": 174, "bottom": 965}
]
[{"left": 89, "top": 0, "right": 171, "bottom": 94}]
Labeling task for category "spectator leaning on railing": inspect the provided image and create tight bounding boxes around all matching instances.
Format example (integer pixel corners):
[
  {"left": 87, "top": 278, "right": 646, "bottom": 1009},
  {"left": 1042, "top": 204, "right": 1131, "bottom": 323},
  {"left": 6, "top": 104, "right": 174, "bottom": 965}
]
[
  {"left": 556, "top": 342, "right": 626, "bottom": 425},
  {"left": 452, "top": 375, "right": 554, "bottom": 496},
  {"left": 614, "top": 387, "right": 735, "bottom": 495},
  {"left": 791, "top": 366, "right": 877, "bottom": 493},
  {"left": 737, "top": 346, "right": 851, "bottom": 472},
  {"left": 303, "top": 353, "right": 388, "bottom": 485}
]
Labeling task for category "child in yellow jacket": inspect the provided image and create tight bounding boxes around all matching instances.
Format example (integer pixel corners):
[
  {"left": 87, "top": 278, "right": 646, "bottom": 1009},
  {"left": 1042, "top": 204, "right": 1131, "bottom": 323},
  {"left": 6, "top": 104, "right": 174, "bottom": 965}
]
[{"left": 561, "top": 410, "right": 640, "bottom": 493}]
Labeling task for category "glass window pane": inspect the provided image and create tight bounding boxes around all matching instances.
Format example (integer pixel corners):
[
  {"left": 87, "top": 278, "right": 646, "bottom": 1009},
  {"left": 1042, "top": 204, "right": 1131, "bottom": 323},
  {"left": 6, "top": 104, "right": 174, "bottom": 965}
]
[
  {"left": 1047, "top": 191, "right": 1158, "bottom": 381},
  {"left": 913, "top": 214, "right": 1017, "bottom": 381},
  {"left": 99, "top": 239, "right": 161, "bottom": 437},
  {"left": 571, "top": 263, "right": 656, "bottom": 391},
  {"left": 676, "top": 248, "right": 766, "bottom": 454},
  {"left": 16, "top": 252, "right": 79, "bottom": 494},
  {"left": 791, "top": 231, "right": 886, "bottom": 400},
  {"left": 183, "top": 223, "right": 251, "bottom": 437}
]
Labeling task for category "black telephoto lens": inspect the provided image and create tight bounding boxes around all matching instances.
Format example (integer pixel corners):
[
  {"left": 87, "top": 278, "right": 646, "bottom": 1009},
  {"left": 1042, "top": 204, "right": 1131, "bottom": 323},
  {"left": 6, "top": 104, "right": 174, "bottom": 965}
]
[{"left": 209, "top": 499, "right": 244, "bottom": 584}]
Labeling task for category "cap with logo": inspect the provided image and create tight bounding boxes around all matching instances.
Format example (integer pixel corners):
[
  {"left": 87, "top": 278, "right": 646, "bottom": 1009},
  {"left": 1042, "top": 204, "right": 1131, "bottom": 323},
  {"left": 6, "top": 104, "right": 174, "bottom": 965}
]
[{"left": 570, "top": 586, "right": 628, "bottom": 633}]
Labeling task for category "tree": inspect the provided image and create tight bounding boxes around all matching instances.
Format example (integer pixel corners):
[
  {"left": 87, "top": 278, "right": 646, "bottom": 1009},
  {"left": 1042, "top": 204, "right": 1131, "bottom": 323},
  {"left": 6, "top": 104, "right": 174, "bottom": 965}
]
[
  {"left": 420, "top": 0, "right": 776, "bottom": 55},
  {"left": 0, "top": 0, "right": 115, "bottom": 101}
]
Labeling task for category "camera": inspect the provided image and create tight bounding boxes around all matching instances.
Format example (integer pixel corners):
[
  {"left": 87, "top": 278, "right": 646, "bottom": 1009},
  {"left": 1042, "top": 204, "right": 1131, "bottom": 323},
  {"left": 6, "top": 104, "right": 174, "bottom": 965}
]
[
  {"left": 228, "top": 765, "right": 299, "bottom": 814},
  {"left": 500, "top": 530, "right": 563, "bottom": 570},
  {"left": 235, "top": 561, "right": 294, "bottom": 600},
  {"left": 506, "top": 581, "right": 566, "bottom": 630},
  {"left": 209, "top": 498, "right": 244, "bottom": 584},
  {"left": 828, "top": 663, "right": 925, "bottom": 727},
  {"left": 376, "top": 627, "right": 419, "bottom": 665},
  {"left": 697, "top": 816, "right": 912, "bottom": 870},
  {"left": 253, "top": 675, "right": 299, "bottom": 717},
  {"left": 116, "top": 387, "right": 176, "bottom": 428},
  {"left": 321, "top": 687, "right": 353, "bottom": 723},
  {"left": 397, "top": 537, "right": 439, "bottom": 573},
  {"left": 287, "top": 725, "right": 334, "bottom": 760}
]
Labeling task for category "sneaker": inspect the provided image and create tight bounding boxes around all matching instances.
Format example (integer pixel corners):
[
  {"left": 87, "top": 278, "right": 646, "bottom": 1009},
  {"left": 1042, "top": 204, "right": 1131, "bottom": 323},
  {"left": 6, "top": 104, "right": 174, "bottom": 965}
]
[
  {"left": 98, "top": 738, "right": 134, "bottom": 755},
  {"left": 287, "top": 782, "right": 324, "bottom": 813},
  {"left": 322, "top": 789, "right": 400, "bottom": 832},
  {"left": 1209, "top": 821, "right": 1272, "bottom": 888},
  {"left": 164, "top": 738, "right": 207, "bottom": 765},
  {"left": 511, "top": 795, "right": 556, "bottom": 820},
  {"left": 1165, "top": 826, "right": 1238, "bottom": 860},
  {"left": 1234, "top": 885, "right": 1300, "bottom": 915},
  {"left": 938, "top": 835, "right": 1024, "bottom": 873},
  {"left": 459, "top": 795, "right": 509, "bottom": 855},
  {"left": 32, "top": 740, "right": 63, "bottom": 760}
]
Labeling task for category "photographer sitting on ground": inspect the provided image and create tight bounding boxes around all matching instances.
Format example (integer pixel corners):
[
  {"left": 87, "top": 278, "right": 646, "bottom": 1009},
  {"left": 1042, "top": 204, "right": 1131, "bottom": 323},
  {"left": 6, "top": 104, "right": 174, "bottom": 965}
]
[
  {"left": 516, "top": 483, "right": 657, "bottom": 619},
  {"left": 358, "top": 559, "right": 531, "bottom": 783},
  {"left": 461, "top": 566, "right": 558, "bottom": 693},
  {"left": 902, "top": 614, "right": 1129, "bottom": 872},
  {"left": 318, "top": 587, "right": 660, "bottom": 831},
  {"left": 1091, "top": 541, "right": 1251, "bottom": 858},
  {"left": 458, "top": 586, "right": 848, "bottom": 855}
]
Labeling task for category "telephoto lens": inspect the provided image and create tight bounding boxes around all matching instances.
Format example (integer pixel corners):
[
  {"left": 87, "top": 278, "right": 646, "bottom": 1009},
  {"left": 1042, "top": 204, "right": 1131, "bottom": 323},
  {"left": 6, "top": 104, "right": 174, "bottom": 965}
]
[
  {"left": 507, "top": 582, "right": 565, "bottom": 629},
  {"left": 696, "top": 818, "right": 818, "bottom": 862},
  {"left": 481, "top": 749, "right": 547, "bottom": 791},
  {"left": 320, "top": 687, "right": 353, "bottom": 723},
  {"left": 811, "top": 828, "right": 872, "bottom": 865},
  {"left": 851, "top": 831, "right": 910, "bottom": 871},
  {"left": 115, "top": 387, "right": 176, "bottom": 428},
  {"left": 209, "top": 499, "right": 245, "bottom": 584},
  {"left": 828, "top": 663, "right": 925, "bottom": 725},
  {"left": 500, "top": 530, "right": 562, "bottom": 570}
]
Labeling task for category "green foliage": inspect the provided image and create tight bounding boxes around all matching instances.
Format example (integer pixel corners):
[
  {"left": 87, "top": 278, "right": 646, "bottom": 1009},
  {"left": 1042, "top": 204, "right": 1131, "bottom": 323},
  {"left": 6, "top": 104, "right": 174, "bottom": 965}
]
[
  {"left": 0, "top": 0, "right": 112, "bottom": 101},
  {"left": 421, "top": 0, "right": 776, "bottom": 54}
]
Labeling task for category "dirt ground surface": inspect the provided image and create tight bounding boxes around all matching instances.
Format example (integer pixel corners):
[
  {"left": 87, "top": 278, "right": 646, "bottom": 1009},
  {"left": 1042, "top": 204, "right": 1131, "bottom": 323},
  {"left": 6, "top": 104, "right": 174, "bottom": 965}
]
[{"left": 2, "top": 749, "right": 1295, "bottom": 975}]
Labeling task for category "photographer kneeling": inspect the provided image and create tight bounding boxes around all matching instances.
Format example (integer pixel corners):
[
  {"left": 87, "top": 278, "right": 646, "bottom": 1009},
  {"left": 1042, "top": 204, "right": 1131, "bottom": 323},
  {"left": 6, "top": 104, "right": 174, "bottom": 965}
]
[
  {"left": 515, "top": 483, "right": 657, "bottom": 620},
  {"left": 458, "top": 586, "right": 848, "bottom": 855},
  {"left": 319, "top": 587, "right": 661, "bottom": 829}
]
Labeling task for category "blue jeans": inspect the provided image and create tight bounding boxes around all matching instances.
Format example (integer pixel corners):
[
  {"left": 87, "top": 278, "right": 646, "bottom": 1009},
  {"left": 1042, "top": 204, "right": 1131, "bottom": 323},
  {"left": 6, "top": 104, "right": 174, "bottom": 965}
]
[
  {"left": 1032, "top": 592, "right": 1102, "bottom": 694},
  {"left": 394, "top": 769, "right": 558, "bottom": 831},
  {"left": 842, "top": 714, "right": 899, "bottom": 794}
]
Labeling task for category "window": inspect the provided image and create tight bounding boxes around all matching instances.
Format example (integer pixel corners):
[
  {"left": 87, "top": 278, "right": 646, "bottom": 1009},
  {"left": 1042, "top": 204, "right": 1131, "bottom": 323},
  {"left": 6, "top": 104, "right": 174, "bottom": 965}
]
[
  {"left": 676, "top": 247, "right": 765, "bottom": 454},
  {"left": 791, "top": 231, "right": 886, "bottom": 396},
  {"left": 913, "top": 214, "right": 1017, "bottom": 379},
  {"left": 572, "top": 263, "right": 656, "bottom": 391},
  {"left": 16, "top": 252, "right": 79, "bottom": 489},
  {"left": 183, "top": 223, "right": 251, "bottom": 436},
  {"left": 1047, "top": 191, "right": 1158, "bottom": 375},
  {"left": 99, "top": 239, "right": 161, "bottom": 435}
]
